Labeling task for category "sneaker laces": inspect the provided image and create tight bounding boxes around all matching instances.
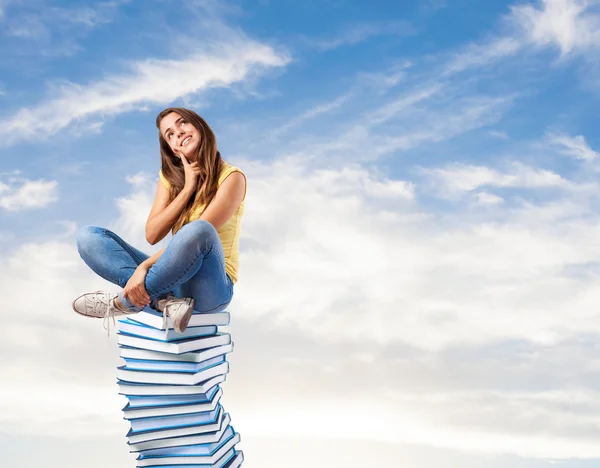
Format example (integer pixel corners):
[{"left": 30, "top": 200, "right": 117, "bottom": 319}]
[
  {"left": 86, "top": 291, "right": 119, "bottom": 337},
  {"left": 161, "top": 297, "right": 180, "bottom": 331}
]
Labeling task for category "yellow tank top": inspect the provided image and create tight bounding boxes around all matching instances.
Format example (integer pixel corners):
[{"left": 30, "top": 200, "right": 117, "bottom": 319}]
[{"left": 158, "top": 161, "right": 246, "bottom": 285}]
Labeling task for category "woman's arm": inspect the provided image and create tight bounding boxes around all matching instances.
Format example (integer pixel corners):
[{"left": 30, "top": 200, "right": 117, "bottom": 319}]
[
  {"left": 145, "top": 180, "right": 195, "bottom": 245},
  {"left": 198, "top": 172, "right": 246, "bottom": 230}
]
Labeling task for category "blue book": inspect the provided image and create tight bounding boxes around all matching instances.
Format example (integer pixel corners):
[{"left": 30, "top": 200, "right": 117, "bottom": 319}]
[
  {"left": 124, "top": 388, "right": 222, "bottom": 418},
  {"left": 139, "top": 426, "right": 235, "bottom": 457},
  {"left": 143, "top": 450, "right": 243, "bottom": 468},
  {"left": 126, "top": 407, "right": 225, "bottom": 444},
  {"left": 124, "top": 355, "right": 226, "bottom": 374},
  {"left": 129, "top": 413, "right": 231, "bottom": 453},
  {"left": 129, "top": 405, "right": 221, "bottom": 433},
  {"left": 117, "top": 361, "right": 228, "bottom": 385},
  {"left": 136, "top": 433, "right": 240, "bottom": 466},
  {"left": 223, "top": 451, "right": 243, "bottom": 468},
  {"left": 119, "top": 318, "right": 217, "bottom": 342}
]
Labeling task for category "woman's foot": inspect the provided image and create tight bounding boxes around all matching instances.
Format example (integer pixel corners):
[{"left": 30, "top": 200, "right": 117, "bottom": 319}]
[
  {"left": 155, "top": 295, "right": 194, "bottom": 333},
  {"left": 72, "top": 290, "right": 138, "bottom": 336}
]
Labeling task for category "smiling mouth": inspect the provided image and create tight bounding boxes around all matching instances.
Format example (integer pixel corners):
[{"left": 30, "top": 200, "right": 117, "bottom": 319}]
[{"left": 182, "top": 136, "right": 192, "bottom": 147}]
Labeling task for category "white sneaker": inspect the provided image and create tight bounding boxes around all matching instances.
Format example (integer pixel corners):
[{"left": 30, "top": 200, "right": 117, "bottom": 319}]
[
  {"left": 72, "top": 290, "right": 137, "bottom": 336},
  {"left": 155, "top": 295, "right": 194, "bottom": 333}
]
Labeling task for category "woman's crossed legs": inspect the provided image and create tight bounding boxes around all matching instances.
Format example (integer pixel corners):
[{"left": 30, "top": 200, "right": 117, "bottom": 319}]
[{"left": 74, "top": 220, "right": 233, "bottom": 331}]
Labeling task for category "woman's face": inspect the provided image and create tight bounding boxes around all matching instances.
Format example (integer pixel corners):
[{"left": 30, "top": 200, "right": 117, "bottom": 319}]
[{"left": 159, "top": 112, "right": 201, "bottom": 161}]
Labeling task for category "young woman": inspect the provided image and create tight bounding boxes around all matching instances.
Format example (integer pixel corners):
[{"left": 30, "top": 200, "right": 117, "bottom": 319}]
[{"left": 72, "top": 107, "right": 247, "bottom": 335}]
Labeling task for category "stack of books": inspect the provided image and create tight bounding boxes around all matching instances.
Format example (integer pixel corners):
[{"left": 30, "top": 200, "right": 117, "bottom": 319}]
[{"left": 116, "top": 308, "right": 244, "bottom": 467}]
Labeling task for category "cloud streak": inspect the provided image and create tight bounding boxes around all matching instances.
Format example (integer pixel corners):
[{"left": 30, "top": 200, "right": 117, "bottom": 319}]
[
  {"left": 0, "top": 36, "right": 289, "bottom": 145},
  {"left": 306, "top": 20, "right": 416, "bottom": 51},
  {"left": 547, "top": 132, "right": 600, "bottom": 162}
]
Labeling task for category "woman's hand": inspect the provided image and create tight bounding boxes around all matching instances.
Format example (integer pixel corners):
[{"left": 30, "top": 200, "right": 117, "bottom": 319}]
[
  {"left": 179, "top": 153, "right": 201, "bottom": 192},
  {"left": 123, "top": 264, "right": 151, "bottom": 308}
]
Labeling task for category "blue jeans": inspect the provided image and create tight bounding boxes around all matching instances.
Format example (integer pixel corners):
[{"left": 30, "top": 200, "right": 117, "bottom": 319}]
[{"left": 75, "top": 220, "right": 234, "bottom": 313}]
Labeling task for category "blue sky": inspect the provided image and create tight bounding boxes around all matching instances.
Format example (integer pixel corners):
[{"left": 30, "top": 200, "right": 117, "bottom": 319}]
[{"left": 1, "top": 0, "right": 600, "bottom": 467}]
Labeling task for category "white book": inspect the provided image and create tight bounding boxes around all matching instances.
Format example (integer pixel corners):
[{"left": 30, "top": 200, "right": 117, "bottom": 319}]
[
  {"left": 117, "top": 362, "right": 228, "bottom": 386},
  {"left": 122, "top": 345, "right": 233, "bottom": 372},
  {"left": 136, "top": 433, "right": 240, "bottom": 466},
  {"left": 127, "top": 407, "right": 225, "bottom": 444},
  {"left": 131, "top": 309, "right": 230, "bottom": 330},
  {"left": 119, "top": 318, "right": 217, "bottom": 342},
  {"left": 140, "top": 426, "right": 235, "bottom": 457},
  {"left": 129, "top": 413, "right": 231, "bottom": 453},
  {"left": 117, "top": 332, "right": 231, "bottom": 355},
  {"left": 124, "top": 387, "right": 222, "bottom": 420},
  {"left": 118, "top": 375, "right": 225, "bottom": 397},
  {"left": 129, "top": 405, "right": 220, "bottom": 433}
]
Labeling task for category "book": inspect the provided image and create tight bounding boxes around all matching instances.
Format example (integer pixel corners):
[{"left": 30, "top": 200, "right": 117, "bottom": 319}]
[
  {"left": 123, "top": 346, "right": 232, "bottom": 372},
  {"left": 117, "top": 362, "right": 228, "bottom": 386},
  {"left": 223, "top": 451, "right": 244, "bottom": 468},
  {"left": 129, "top": 405, "right": 220, "bottom": 433},
  {"left": 117, "top": 332, "right": 231, "bottom": 355},
  {"left": 119, "top": 318, "right": 218, "bottom": 342},
  {"left": 120, "top": 343, "right": 234, "bottom": 364},
  {"left": 125, "top": 381, "right": 222, "bottom": 407},
  {"left": 124, "top": 355, "right": 225, "bottom": 374},
  {"left": 116, "top": 306, "right": 241, "bottom": 466},
  {"left": 129, "top": 413, "right": 232, "bottom": 453},
  {"left": 126, "top": 407, "right": 225, "bottom": 444},
  {"left": 139, "top": 426, "right": 235, "bottom": 457},
  {"left": 124, "top": 388, "right": 223, "bottom": 419},
  {"left": 131, "top": 309, "right": 230, "bottom": 330},
  {"left": 118, "top": 375, "right": 226, "bottom": 397},
  {"left": 136, "top": 432, "right": 240, "bottom": 466}
]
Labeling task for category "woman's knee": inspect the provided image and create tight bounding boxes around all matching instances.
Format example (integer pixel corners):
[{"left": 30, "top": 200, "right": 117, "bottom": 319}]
[
  {"left": 75, "top": 225, "right": 105, "bottom": 253},
  {"left": 175, "top": 220, "right": 218, "bottom": 248},
  {"left": 180, "top": 220, "right": 217, "bottom": 237}
]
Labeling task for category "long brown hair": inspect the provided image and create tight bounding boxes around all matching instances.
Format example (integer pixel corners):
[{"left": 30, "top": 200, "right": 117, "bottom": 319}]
[{"left": 155, "top": 107, "right": 224, "bottom": 235}]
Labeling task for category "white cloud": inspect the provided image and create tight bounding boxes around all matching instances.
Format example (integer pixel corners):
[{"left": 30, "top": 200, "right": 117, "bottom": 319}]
[
  {"left": 420, "top": 161, "right": 569, "bottom": 195},
  {"left": 227, "top": 155, "right": 600, "bottom": 354},
  {"left": 112, "top": 171, "right": 170, "bottom": 250},
  {"left": 0, "top": 36, "right": 289, "bottom": 144},
  {"left": 439, "top": 0, "right": 600, "bottom": 80},
  {"left": 510, "top": 0, "right": 600, "bottom": 56},
  {"left": 547, "top": 132, "right": 600, "bottom": 161},
  {"left": 0, "top": 178, "right": 58, "bottom": 211},
  {"left": 472, "top": 191, "right": 505, "bottom": 206}
]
